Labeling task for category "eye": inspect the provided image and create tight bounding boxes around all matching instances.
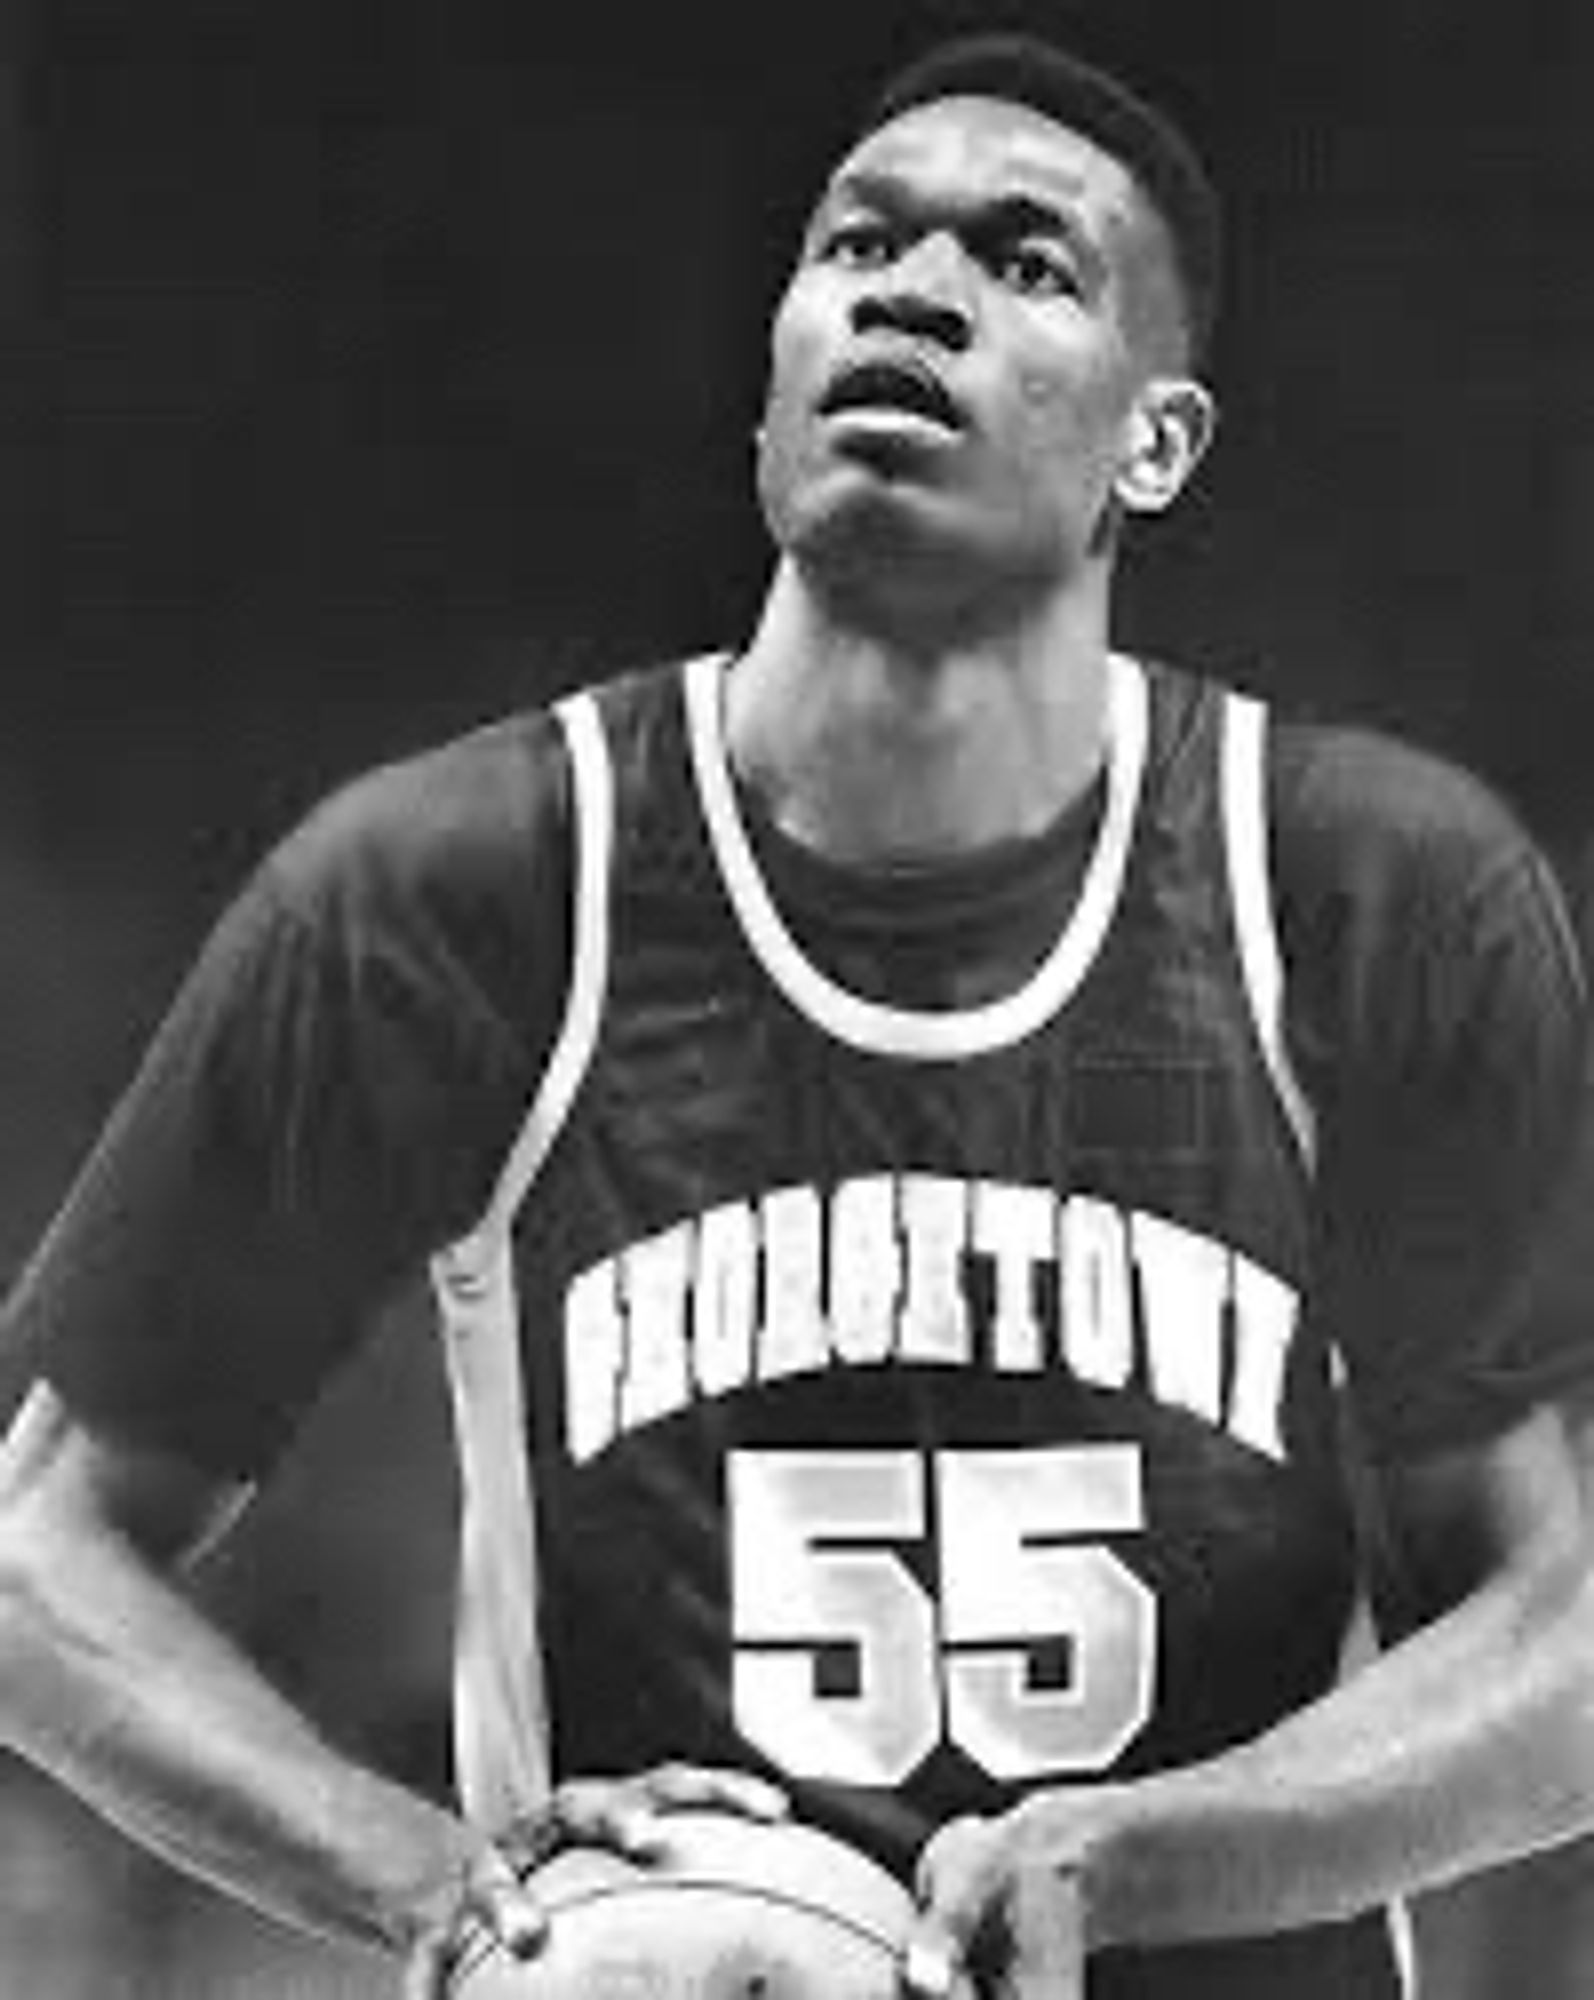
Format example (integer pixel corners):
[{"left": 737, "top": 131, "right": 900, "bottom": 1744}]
[
  {"left": 992, "top": 240, "right": 1082, "bottom": 299},
  {"left": 815, "top": 217, "right": 899, "bottom": 270}
]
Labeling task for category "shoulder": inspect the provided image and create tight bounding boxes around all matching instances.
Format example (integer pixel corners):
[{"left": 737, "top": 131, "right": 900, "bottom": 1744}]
[
  {"left": 1262, "top": 707, "right": 1573, "bottom": 967},
  {"left": 1144, "top": 655, "right": 1555, "bottom": 928},
  {"left": 1248, "top": 701, "right": 1582, "bottom": 1085},
  {"left": 261, "top": 705, "right": 573, "bottom": 936},
  {"left": 105, "top": 705, "right": 585, "bottom": 1129},
  {"left": 257, "top": 655, "right": 691, "bottom": 928},
  {"left": 1267, "top": 710, "right": 1535, "bottom": 885}
]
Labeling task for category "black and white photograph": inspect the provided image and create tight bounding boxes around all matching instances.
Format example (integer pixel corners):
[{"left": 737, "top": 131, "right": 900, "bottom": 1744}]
[{"left": 0, "top": 1, "right": 1592, "bottom": 1993}]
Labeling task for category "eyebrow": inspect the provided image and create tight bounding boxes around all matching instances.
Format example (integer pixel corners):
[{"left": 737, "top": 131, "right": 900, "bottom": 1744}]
[{"left": 815, "top": 169, "right": 1110, "bottom": 283}]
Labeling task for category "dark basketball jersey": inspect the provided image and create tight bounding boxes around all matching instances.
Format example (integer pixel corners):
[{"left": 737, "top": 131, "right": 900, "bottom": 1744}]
[{"left": 432, "top": 651, "right": 1403, "bottom": 1996}]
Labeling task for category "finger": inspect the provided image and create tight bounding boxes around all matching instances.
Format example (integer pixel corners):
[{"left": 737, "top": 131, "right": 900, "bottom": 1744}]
[
  {"left": 402, "top": 1924, "right": 455, "bottom": 2000},
  {"left": 495, "top": 1799, "right": 571, "bottom": 1881},
  {"left": 912, "top": 1814, "right": 993, "bottom": 1922},
  {"left": 601, "top": 1764, "right": 790, "bottom": 1859},
  {"left": 610, "top": 1801, "right": 672, "bottom": 1862},
  {"left": 899, "top": 1921, "right": 967, "bottom": 2000},
  {"left": 1002, "top": 1867, "right": 1085, "bottom": 2000},
  {"left": 402, "top": 1860, "right": 548, "bottom": 2000},
  {"left": 472, "top": 1872, "right": 550, "bottom": 1963},
  {"left": 904, "top": 1816, "right": 996, "bottom": 1999},
  {"left": 548, "top": 1779, "right": 679, "bottom": 1864},
  {"left": 643, "top": 1762, "right": 790, "bottom": 1821}
]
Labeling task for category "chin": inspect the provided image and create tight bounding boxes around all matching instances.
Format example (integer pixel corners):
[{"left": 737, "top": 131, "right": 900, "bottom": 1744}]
[
  {"left": 764, "top": 446, "right": 1079, "bottom": 620},
  {"left": 777, "top": 458, "right": 963, "bottom": 562},
  {"left": 802, "top": 496, "right": 1053, "bottom": 610}
]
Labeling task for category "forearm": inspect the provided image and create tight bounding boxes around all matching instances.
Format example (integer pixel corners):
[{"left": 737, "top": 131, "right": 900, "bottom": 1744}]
[
  {"left": 1086, "top": 1542, "right": 1594, "bottom": 1949},
  {"left": 0, "top": 1500, "right": 483, "bottom": 1959}
]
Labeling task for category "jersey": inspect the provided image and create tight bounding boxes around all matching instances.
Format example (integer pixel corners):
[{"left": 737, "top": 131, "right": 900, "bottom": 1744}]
[
  {"left": 20, "top": 647, "right": 1590, "bottom": 1999},
  {"left": 433, "top": 652, "right": 1391, "bottom": 1998}
]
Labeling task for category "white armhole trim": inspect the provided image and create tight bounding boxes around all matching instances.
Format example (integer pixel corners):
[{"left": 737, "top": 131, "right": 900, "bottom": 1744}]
[
  {"left": 1228, "top": 723, "right": 1402, "bottom": 1984},
  {"left": 1221, "top": 690, "right": 1317, "bottom": 1169},
  {"left": 1387, "top": 1897, "right": 1418, "bottom": 1998},
  {"left": 454, "top": 692, "right": 615, "bottom": 1248},
  {"left": 429, "top": 690, "right": 614, "bottom": 1827}
]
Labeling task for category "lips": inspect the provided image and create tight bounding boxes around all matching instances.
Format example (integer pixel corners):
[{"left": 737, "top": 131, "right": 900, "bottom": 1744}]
[{"left": 818, "top": 356, "right": 965, "bottom": 433}]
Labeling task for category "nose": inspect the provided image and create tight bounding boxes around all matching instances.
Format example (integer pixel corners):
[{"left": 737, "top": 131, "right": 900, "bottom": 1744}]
[{"left": 849, "top": 231, "right": 974, "bottom": 353}]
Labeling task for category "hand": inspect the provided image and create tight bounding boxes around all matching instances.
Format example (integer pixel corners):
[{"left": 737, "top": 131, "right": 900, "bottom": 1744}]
[
  {"left": 404, "top": 1762, "right": 788, "bottom": 1998},
  {"left": 402, "top": 1839, "right": 541, "bottom": 2000},
  {"left": 903, "top": 1798, "right": 1097, "bottom": 2000},
  {"left": 495, "top": 1761, "right": 789, "bottom": 1879}
]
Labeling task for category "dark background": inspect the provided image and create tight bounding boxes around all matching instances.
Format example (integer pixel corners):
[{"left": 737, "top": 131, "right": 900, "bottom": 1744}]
[
  {"left": 6, "top": 0, "right": 1594, "bottom": 1259},
  {"left": 0, "top": 0, "right": 1592, "bottom": 1989}
]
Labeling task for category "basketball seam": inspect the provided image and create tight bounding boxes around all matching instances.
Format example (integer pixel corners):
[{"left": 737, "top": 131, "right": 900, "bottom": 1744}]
[
  {"left": 457, "top": 1874, "right": 901, "bottom": 1980},
  {"left": 546, "top": 1875, "right": 897, "bottom": 1947}
]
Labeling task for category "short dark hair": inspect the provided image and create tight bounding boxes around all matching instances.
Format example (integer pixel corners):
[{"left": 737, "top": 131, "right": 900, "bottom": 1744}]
[{"left": 860, "top": 32, "right": 1221, "bottom": 361}]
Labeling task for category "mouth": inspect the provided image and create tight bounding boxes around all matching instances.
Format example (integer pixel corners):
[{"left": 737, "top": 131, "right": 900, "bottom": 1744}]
[{"left": 817, "top": 356, "right": 966, "bottom": 436}]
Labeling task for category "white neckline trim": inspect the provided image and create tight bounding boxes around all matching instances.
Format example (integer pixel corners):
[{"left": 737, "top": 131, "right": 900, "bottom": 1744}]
[{"left": 685, "top": 649, "right": 1149, "bottom": 1062}]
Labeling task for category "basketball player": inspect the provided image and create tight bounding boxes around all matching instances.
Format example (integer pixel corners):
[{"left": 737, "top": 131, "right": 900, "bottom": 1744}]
[{"left": 1, "top": 29, "right": 1593, "bottom": 2000}]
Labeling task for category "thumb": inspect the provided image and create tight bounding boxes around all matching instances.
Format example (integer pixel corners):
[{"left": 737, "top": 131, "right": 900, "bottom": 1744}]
[
  {"left": 473, "top": 1863, "right": 549, "bottom": 1963},
  {"left": 1001, "top": 1867, "right": 1085, "bottom": 2000},
  {"left": 900, "top": 1918, "right": 968, "bottom": 2000},
  {"left": 902, "top": 1812, "right": 994, "bottom": 2000},
  {"left": 405, "top": 1854, "right": 549, "bottom": 2000}
]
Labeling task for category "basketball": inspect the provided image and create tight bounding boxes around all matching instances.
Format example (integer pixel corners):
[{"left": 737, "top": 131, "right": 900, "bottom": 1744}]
[{"left": 449, "top": 1810, "right": 944, "bottom": 2000}]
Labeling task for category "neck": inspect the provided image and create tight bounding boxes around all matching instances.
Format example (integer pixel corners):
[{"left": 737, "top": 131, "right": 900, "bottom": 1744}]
[{"left": 727, "top": 559, "right": 1117, "bottom": 867}]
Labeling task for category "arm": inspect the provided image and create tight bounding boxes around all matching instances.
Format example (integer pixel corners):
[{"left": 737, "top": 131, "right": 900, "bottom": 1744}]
[
  {"left": 0, "top": 724, "right": 787, "bottom": 1984},
  {"left": 909, "top": 731, "right": 1594, "bottom": 1985},
  {"left": 909, "top": 1391, "right": 1594, "bottom": 1970},
  {"left": 1095, "top": 1394, "right": 1594, "bottom": 1934},
  {"left": 0, "top": 1381, "right": 495, "bottom": 1961},
  {"left": 0, "top": 1383, "right": 785, "bottom": 1985},
  {"left": 0, "top": 738, "right": 561, "bottom": 1962}
]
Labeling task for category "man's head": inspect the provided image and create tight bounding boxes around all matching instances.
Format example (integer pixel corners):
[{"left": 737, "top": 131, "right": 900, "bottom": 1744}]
[
  {"left": 864, "top": 34, "right": 1221, "bottom": 370},
  {"left": 756, "top": 32, "right": 1220, "bottom": 633}
]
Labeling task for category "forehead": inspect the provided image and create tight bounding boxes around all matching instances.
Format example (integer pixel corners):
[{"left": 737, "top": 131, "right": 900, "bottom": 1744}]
[{"left": 822, "top": 95, "right": 1147, "bottom": 232}]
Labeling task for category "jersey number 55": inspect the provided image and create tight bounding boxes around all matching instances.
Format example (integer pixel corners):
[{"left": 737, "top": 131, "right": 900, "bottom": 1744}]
[{"left": 730, "top": 1444, "right": 1157, "bottom": 1785}]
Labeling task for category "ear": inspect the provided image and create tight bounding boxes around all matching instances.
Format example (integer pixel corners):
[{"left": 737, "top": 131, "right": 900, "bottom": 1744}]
[{"left": 1113, "top": 378, "right": 1217, "bottom": 516}]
